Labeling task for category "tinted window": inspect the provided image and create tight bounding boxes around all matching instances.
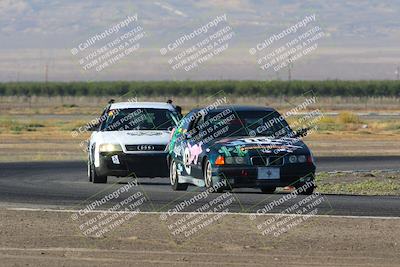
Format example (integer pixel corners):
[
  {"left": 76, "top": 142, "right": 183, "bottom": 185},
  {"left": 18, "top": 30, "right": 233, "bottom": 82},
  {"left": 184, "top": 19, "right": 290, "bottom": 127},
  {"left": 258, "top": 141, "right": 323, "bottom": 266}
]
[
  {"left": 101, "top": 108, "right": 179, "bottom": 131},
  {"left": 202, "top": 110, "right": 292, "bottom": 138}
]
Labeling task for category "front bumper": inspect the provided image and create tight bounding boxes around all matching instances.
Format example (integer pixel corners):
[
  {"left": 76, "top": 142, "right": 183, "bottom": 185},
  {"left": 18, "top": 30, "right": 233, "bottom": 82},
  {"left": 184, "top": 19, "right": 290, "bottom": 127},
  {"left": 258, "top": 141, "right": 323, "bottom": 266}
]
[
  {"left": 215, "top": 163, "right": 316, "bottom": 188},
  {"left": 96, "top": 152, "right": 169, "bottom": 178}
]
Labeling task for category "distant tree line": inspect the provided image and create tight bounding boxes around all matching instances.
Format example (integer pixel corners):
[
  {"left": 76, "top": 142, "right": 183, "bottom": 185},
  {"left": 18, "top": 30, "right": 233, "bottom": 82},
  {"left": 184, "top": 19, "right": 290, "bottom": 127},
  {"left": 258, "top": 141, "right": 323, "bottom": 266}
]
[{"left": 0, "top": 80, "right": 399, "bottom": 97}]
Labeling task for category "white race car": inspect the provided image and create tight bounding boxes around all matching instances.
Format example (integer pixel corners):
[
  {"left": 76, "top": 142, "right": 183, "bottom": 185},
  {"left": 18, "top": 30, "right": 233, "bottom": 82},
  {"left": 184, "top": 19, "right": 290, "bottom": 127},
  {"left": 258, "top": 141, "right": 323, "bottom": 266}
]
[{"left": 88, "top": 101, "right": 181, "bottom": 183}]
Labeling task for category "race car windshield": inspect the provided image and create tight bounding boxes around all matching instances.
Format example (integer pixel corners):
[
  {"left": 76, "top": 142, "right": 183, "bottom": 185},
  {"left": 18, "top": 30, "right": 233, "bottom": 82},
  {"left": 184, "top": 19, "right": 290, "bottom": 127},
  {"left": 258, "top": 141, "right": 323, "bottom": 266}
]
[
  {"left": 101, "top": 108, "right": 179, "bottom": 131},
  {"left": 203, "top": 110, "right": 293, "bottom": 138}
]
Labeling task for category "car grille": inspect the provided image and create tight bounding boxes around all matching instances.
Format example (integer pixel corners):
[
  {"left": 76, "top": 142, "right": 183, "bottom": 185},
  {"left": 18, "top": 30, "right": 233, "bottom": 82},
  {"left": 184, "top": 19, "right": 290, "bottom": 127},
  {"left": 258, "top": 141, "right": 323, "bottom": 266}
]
[
  {"left": 251, "top": 156, "right": 284, "bottom": 166},
  {"left": 125, "top": 144, "right": 166, "bottom": 151}
]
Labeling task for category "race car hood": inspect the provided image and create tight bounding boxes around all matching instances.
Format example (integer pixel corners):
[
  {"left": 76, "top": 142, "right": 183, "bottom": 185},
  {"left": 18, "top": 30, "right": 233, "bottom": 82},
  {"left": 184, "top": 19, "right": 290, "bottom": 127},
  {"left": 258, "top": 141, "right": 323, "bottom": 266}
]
[
  {"left": 205, "top": 136, "right": 310, "bottom": 155},
  {"left": 95, "top": 130, "right": 171, "bottom": 145}
]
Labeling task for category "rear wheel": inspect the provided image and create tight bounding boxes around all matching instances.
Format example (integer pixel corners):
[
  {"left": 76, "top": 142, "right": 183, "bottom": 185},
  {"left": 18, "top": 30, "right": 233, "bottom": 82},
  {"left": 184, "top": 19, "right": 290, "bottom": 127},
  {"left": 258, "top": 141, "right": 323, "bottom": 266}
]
[
  {"left": 204, "top": 160, "right": 224, "bottom": 193},
  {"left": 87, "top": 160, "right": 92, "bottom": 182},
  {"left": 90, "top": 163, "right": 107, "bottom": 184},
  {"left": 260, "top": 186, "right": 276, "bottom": 194},
  {"left": 170, "top": 160, "right": 188, "bottom": 191}
]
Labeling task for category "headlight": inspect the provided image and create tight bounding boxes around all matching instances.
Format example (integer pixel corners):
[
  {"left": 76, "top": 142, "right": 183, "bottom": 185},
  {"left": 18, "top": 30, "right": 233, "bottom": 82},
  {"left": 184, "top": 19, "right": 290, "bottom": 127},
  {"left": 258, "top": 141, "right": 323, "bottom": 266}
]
[
  {"left": 298, "top": 155, "right": 307, "bottom": 163},
  {"left": 235, "top": 157, "right": 245, "bottom": 164},
  {"left": 99, "top": 144, "right": 123, "bottom": 152},
  {"left": 225, "top": 157, "right": 234, "bottom": 164},
  {"left": 288, "top": 155, "right": 308, "bottom": 163},
  {"left": 225, "top": 157, "right": 247, "bottom": 165},
  {"left": 288, "top": 155, "right": 297, "bottom": 163}
]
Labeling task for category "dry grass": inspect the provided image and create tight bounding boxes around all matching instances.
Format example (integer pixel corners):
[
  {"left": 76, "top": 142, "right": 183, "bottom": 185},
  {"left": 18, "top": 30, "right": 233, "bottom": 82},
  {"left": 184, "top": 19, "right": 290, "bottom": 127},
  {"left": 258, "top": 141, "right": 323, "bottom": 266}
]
[
  {"left": 317, "top": 171, "right": 400, "bottom": 195},
  {"left": 0, "top": 118, "right": 45, "bottom": 133},
  {"left": 338, "top": 112, "right": 361, "bottom": 124},
  {"left": 313, "top": 111, "right": 400, "bottom": 133}
]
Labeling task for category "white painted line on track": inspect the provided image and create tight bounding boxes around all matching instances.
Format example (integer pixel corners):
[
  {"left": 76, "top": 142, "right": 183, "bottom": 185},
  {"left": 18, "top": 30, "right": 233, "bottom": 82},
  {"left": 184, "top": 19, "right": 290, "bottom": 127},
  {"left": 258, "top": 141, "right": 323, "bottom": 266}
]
[{"left": 5, "top": 207, "right": 400, "bottom": 220}]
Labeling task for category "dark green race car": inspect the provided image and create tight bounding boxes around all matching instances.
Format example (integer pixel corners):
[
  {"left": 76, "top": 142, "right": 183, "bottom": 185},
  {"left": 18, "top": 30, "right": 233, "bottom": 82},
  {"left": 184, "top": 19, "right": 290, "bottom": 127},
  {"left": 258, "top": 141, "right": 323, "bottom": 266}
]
[{"left": 167, "top": 106, "right": 316, "bottom": 194}]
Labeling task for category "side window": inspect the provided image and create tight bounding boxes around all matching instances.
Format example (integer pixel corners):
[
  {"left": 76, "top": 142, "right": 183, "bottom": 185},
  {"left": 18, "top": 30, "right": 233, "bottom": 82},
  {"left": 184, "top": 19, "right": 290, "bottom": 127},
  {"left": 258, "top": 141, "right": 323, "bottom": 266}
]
[
  {"left": 186, "top": 112, "right": 204, "bottom": 139},
  {"left": 189, "top": 114, "right": 204, "bottom": 139},
  {"left": 175, "top": 110, "right": 204, "bottom": 140},
  {"left": 196, "top": 115, "right": 205, "bottom": 130}
]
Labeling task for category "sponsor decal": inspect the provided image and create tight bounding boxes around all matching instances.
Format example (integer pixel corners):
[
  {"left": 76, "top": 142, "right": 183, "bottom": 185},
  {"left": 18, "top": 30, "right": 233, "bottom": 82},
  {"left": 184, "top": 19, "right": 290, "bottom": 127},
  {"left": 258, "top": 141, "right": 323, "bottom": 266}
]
[
  {"left": 188, "top": 142, "right": 203, "bottom": 165},
  {"left": 177, "top": 163, "right": 184, "bottom": 175},
  {"left": 242, "top": 145, "right": 300, "bottom": 151},
  {"left": 218, "top": 146, "right": 233, "bottom": 157},
  {"left": 217, "top": 137, "right": 303, "bottom": 153},
  {"left": 183, "top": 147, "right": 192, "bottom": 174},
  {"left": 126, "top": 131, "right": 162, "bottom": 136},
  {"left": 173, "top": 144, "right": 183, "bottom": 157},
  {"left": 218, "top": 145, "right": 249, "bottom": 157}
]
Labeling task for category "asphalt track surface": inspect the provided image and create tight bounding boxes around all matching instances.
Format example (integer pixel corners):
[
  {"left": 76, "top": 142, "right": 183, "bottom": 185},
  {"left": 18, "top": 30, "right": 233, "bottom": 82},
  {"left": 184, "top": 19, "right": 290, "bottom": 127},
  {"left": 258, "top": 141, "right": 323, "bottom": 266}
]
[{"left": 0, "top": 156, "right": 399, "bottom": 217}]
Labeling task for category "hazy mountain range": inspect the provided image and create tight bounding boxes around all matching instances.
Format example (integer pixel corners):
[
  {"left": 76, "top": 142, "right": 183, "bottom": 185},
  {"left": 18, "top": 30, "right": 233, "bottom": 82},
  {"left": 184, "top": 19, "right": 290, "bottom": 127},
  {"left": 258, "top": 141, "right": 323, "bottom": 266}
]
[{"left": 1, "top": 0, "right": 400, "bottom": 81}]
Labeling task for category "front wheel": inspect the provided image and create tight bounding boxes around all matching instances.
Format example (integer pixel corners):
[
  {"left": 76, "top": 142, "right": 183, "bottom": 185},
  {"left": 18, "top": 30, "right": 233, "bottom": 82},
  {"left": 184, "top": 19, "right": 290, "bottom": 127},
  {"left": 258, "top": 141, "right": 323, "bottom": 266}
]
[
  {"left": 87, "top": 160, "right": 92, "bottom": 182},
  {"left": 90, "top": 162, "right": 107, "bottom": 184},
  {"left": 170, "top": 160, "right": 188, "bottom": 191},
  {"left": 204, "top": 160, "right": 224, "bottom": 193}
]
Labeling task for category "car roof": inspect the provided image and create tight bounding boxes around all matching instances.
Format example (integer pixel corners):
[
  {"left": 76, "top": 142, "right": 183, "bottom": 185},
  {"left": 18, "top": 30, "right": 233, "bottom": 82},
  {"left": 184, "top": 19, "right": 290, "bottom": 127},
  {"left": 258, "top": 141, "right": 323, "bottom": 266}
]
[
  {"left": 110, "top": 102, "right": 176, "bottom": 111},
  {"left": 190, "top": 105, "right": 277, "bottom": 113}
]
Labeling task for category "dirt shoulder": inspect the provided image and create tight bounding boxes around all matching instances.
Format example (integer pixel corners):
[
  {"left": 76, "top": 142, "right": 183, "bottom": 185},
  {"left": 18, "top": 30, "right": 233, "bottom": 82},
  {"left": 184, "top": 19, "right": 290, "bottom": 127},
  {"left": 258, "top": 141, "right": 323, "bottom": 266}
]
[
  {"left": 316, "top": 170, "right": 400, "bottom": 195},
  {"left": 0, "top": 209, "right": 399, "bottom": 266}
]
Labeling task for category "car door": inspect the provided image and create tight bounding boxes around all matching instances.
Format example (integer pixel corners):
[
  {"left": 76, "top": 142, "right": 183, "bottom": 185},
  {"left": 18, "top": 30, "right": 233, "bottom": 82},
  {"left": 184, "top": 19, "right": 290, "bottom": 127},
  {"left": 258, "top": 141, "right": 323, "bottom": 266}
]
[{"left": 187, "top": 114, "right": 206, "bottom": 179}]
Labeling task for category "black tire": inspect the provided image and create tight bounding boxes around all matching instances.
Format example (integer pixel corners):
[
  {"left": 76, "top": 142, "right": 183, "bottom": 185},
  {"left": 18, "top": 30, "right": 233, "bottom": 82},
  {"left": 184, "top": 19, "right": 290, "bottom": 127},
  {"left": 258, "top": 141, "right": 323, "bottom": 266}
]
[
  {"left": 260, "top": 186, "right": 276, "bottom": 194},
  {"left": 88, "top": 160, "right": 93, "bottom": 182},
  {"left": 170, "top": 160, "right": 188, "bottom": 191},
  {"left": 90, "top": 162, "right": 107, "bottom": 184},
  {"left": 295, "top": 181, "right": 315, "bottom": 195},
  {"left": 204, "top": 160, "right": 224, "bottom": 193}
]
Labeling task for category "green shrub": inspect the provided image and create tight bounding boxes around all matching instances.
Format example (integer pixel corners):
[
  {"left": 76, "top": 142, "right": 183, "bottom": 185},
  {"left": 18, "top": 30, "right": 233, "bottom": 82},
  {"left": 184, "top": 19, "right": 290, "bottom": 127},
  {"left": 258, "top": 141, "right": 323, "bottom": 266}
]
[{"left": 0, "top": 80, "right": 399, "bottom": 97}]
